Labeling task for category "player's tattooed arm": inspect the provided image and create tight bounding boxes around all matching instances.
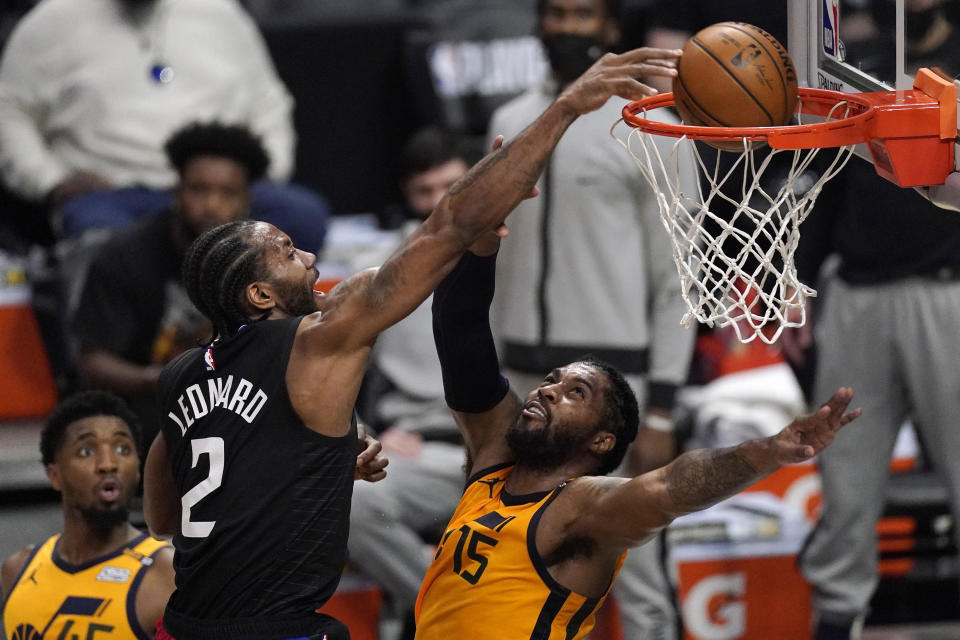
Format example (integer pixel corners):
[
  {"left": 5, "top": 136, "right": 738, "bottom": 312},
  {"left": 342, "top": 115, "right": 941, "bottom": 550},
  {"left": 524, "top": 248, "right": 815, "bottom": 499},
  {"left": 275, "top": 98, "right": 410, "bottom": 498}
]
[
  {"left": 570, "top": 388, "right": 860, "bottom": 549},
  {"left": 662, "top": 447, "right": 762, "bottom": 512}
]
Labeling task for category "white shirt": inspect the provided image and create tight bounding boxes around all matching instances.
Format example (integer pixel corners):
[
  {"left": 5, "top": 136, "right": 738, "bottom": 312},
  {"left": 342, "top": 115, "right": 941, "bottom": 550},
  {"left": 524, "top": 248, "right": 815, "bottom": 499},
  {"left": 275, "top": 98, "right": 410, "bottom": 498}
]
[{"left": 0, "top": 0, "right": 295, "bottom": 201}]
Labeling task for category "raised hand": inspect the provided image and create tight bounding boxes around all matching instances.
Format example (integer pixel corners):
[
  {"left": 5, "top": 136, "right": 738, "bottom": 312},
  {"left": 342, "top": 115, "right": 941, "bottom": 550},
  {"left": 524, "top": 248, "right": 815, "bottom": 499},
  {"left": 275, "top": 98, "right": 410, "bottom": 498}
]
[
  {"left": 556, "top": 47, "right": 682, "bottom": 116},
  {"left": 772, "top": 387, "right": 861, "bottom": 463}
]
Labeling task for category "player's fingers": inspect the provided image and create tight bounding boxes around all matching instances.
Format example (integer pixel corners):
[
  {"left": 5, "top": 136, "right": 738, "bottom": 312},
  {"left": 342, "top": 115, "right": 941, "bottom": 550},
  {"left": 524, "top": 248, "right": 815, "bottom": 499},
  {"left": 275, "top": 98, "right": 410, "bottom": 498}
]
[
  {"left": 491, "top": 134, "right": 505, "bottom": 152},
  {"left": 619, "top": 60, "right": 679, "bottom": 80},
  {"left": 840, "top": 408, "right": 862, "bottom": 426},
  {"left": 363, "top": 469, "right": 388, "bottom": 483},
  {"left": 777, "top": 440, "right": 815, "bottom": 463},
  {"left": 621, "top": 47, "right": 683, "bottom": 65},
  {"left": 366, "top": 455, "right": 389, "bottom": 473},
  {"left": 816, "top": 387, "right": 853, "bottom": 424},
  {"left": 356, "top": 436, "right": 382, "bottom": 465},
  {"left": 609, "top": 77, "right": 658, "bottom": 99},
  {"left": 493, "top": 223, "right": 510, "bottom": 238}
]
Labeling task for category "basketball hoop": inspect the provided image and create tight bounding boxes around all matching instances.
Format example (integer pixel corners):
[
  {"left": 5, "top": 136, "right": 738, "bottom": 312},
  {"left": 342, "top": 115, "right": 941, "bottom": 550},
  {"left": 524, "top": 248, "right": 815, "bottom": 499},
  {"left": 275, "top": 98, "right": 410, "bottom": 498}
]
[{"left": 612, "top": 69, "right": 957, "bottom": 344}]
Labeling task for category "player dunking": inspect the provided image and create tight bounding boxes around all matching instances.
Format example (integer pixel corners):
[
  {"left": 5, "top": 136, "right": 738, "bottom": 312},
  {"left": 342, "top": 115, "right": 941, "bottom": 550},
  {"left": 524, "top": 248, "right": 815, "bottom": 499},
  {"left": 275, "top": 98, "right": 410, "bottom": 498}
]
[
  {"left": 413, "top": 233, "right": 861, "bottom": 639},
  {"left": 142, "top": 47, "right": 686, "bottom": 640}
]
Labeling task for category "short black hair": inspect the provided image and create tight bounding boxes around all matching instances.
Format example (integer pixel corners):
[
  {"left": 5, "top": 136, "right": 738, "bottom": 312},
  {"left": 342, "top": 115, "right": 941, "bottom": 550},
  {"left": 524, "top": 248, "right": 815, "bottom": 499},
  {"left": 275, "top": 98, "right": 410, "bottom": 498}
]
[
  {"left": 182, "top": 220, "right": 270, "bottom": 340},
  {"left": 580, "top": 357, "right": 639, "bottom": 475},
  {"left": 398, "top": 126, "right": 466, "bottom": 183},
  {"left": 165, "top": 122, "right": 270, "bottom": 183},
  {"left": 537, "top": 0, "right": 622, "bottom": 21},
  {"left": 41, "top": 391, "right": 141, "bottom": 465}
]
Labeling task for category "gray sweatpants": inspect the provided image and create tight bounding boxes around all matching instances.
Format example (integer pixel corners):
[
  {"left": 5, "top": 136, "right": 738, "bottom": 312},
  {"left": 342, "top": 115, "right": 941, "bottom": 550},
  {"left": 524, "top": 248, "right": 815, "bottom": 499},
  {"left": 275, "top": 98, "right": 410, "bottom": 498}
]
[{"left": 800, "top": 275, "right": 960, "bottom": 623}]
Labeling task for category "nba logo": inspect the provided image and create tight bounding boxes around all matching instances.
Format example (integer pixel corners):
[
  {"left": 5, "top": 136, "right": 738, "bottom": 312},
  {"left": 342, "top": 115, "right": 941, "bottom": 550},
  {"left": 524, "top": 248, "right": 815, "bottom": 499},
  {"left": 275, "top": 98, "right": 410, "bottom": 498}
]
[
  {"left": 822, "top": 0, "right": 840, "bottom": 59},
  {"left": 203, "top": 345, "right": 216, "bottom": 371}
]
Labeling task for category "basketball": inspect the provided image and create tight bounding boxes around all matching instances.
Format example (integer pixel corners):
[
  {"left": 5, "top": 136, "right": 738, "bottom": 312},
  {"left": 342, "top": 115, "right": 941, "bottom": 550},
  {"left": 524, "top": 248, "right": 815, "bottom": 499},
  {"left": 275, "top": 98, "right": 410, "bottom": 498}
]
[{"left": 672, "top": 22, "right": 798, "bottom": 149}]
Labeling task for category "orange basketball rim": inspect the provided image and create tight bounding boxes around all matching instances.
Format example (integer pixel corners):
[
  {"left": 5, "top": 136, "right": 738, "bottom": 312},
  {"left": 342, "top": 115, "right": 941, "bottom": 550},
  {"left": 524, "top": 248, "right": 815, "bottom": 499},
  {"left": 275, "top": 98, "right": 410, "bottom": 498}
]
[{"left": 622, "top": 68, "right": 957, "bottom": 188}]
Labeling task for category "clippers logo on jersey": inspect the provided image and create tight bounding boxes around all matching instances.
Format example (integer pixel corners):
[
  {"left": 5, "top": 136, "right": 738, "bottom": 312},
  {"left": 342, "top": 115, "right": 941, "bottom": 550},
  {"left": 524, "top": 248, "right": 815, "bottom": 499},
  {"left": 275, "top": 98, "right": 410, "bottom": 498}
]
[
  {"left": 822, "top": 0, "right": 840, "bottom": 59},
  {"left": 204, "top": 345, "right": 216, "bottom": 371}
]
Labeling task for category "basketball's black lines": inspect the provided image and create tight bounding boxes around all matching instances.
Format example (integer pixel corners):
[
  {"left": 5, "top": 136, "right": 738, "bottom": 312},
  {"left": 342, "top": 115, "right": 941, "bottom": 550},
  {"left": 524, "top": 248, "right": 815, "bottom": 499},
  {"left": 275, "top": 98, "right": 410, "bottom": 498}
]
[
  {"left": 724, "top": 23, "right": 794, "bottom": 122},
  {"left": 676, "top": 74, "right": 731, "bottom": 127},
  {"left": 691, "top": 34, "right": 775, "bottom": 126}
]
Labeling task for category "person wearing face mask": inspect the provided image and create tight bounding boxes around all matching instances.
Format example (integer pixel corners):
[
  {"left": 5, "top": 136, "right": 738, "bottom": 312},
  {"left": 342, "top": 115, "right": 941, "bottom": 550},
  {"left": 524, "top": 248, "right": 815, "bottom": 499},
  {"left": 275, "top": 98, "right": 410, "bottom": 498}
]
[{"left": 486, "top": 1, "right": 698, "bottom": 638}]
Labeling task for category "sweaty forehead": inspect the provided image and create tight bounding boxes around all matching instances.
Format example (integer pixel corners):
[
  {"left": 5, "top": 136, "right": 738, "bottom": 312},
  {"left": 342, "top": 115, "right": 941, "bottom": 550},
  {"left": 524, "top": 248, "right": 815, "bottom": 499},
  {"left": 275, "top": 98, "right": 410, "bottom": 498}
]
[
  {"left": 252, "top": 223, "right": 292, "bottom": 251},
  {"left": 558, "top": 361, "right": 606, "bottom": 383}
]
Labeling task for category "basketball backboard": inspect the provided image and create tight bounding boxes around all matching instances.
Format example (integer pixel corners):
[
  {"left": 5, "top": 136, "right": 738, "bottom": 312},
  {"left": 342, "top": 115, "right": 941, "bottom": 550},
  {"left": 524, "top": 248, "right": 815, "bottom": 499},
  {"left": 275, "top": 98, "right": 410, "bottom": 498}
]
[
  {"left": 789, "top": 0, "right": 960, "bottom": 175},
  {"left": 789, "top": 0, "right": 960, "bottom": 93}
]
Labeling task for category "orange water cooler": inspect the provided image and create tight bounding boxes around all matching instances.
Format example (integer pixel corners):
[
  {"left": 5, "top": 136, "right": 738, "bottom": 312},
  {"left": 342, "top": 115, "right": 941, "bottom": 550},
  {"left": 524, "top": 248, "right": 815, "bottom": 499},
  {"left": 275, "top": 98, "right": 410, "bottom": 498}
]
[{"left": 0, "top": 255, "right": 56, "bottom": 419}]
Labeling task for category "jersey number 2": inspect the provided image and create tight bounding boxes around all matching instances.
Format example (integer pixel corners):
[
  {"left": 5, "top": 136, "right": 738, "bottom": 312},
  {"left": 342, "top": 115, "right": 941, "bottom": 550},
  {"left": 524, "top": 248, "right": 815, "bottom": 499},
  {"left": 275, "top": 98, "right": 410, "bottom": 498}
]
[{"left": 181, "top": 437, "right": 225, "bottom": 538}]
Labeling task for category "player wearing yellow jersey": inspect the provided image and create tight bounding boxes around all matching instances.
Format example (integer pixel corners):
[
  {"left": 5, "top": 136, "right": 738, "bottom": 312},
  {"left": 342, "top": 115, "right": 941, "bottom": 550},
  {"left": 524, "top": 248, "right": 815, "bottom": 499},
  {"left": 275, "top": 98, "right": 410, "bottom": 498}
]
[
  {"left": 2, "top": 391, "right": 175, "bottom": 639},
  {"left": 415, "top": 229, "right": 862, "bottom": 639}
]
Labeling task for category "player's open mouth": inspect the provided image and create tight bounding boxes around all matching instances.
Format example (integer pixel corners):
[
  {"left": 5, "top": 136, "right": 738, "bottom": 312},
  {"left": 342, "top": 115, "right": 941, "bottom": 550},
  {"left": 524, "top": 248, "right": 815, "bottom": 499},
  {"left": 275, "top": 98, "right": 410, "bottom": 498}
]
[
  {"left": 522, "top": 399, "right": 549, "bottom": 421},
  {"left": 98, "top": 479, "right": 120, "bottom": 502}
]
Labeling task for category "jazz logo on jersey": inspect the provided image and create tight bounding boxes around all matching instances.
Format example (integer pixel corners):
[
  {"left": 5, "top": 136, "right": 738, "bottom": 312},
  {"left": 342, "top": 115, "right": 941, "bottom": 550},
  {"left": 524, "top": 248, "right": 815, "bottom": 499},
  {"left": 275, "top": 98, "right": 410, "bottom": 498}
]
[
  {"left": 822, "top": 0, "right": 840, "bottom": 59},
  {"left": 13, "top": 596, "right": 115, "bottom": 640}
]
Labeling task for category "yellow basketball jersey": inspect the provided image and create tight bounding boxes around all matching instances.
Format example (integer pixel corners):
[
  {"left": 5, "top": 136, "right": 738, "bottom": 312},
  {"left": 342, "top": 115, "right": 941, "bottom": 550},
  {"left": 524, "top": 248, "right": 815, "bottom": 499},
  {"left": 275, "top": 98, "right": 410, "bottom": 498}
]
[
  {"left": 415, "top": 464, "right": 626, "bottom": 640},
  {"left": 3, "top": 532, "right": 169, "bottom": 640}
]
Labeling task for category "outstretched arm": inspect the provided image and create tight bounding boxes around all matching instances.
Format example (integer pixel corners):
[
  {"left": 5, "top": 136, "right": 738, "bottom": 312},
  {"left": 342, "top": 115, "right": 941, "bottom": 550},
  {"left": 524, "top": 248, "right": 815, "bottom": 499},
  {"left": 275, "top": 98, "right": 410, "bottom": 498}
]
[
  {"left": 568, "top": 388, "right": 861, "bottom": 549},
  {"left": 307, "top": 48, "right": 682, "bottom": 352}
]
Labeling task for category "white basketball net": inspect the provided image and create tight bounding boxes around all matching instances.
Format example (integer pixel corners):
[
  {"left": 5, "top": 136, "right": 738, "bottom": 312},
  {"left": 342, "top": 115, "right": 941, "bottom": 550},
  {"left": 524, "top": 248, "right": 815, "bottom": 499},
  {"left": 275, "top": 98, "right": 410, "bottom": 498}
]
[{"left": 612, "top": 100, "right": 857, "bottom": 344}]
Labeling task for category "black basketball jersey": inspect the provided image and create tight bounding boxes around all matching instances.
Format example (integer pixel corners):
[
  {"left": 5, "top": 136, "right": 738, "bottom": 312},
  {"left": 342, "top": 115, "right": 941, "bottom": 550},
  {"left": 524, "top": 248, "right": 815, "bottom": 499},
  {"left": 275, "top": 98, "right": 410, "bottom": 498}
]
[{"left": 156, "top": 316, "right": 356, "bottom": 625}]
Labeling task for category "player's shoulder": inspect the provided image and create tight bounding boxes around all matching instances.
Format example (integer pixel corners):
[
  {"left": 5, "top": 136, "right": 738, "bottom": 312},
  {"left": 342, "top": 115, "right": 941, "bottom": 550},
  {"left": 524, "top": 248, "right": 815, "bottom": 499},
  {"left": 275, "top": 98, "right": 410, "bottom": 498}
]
[
  {"left": 133, "top": 543, "right": 176, "bottom": 634},
  {"left": 1, "top": 544, "right": 38, "bottom": 597},
  {"left": 555, "top": 475, "right": 628, "bottom": 510},
  {"left": 141, "top": 544, "right": 175, "bottom": 581}
]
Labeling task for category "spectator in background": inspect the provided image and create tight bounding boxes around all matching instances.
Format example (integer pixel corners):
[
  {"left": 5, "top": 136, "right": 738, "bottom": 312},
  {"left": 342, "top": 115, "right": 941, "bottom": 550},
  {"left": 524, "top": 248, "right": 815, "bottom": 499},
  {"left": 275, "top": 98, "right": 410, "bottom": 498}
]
[
  {"left": 71, "top": 122, "right": 268, "bottom": 457},
  {"left": 0, "top": 0, "right": 330, "bottom": 252},
  {"left": 2, "top": 390, "right": 175, "bottom": 640},
  {"left": 349, "top": 126, "right": 470, "bottom": 640},
  {"left": 487, "top": 0, "right": 697, "bottom": 637},
  {"left": 784, "top": 158, "right": 960, "bottom": 640}
]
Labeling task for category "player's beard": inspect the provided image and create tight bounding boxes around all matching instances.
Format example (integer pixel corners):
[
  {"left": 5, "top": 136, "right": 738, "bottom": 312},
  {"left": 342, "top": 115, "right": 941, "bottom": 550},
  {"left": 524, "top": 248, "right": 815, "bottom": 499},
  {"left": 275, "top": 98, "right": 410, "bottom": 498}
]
[
  {"left": 506, "top": 416, "right": 596, "bottom": 474},
  {"left": 80, "top": 505, "right": 129, "bottom": 531},
  {"left": 271, "top": 274, "right": 320, "bottom": 316}
]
